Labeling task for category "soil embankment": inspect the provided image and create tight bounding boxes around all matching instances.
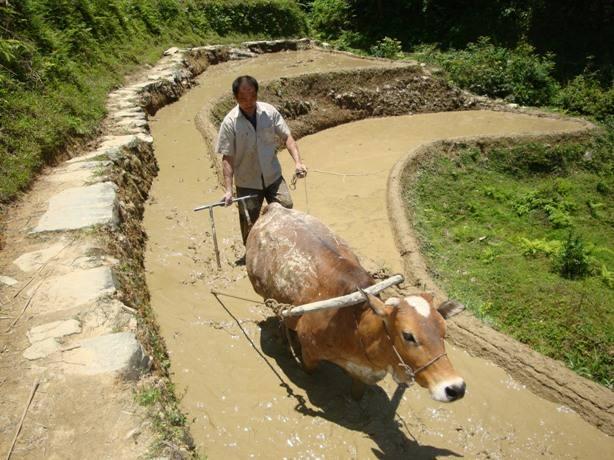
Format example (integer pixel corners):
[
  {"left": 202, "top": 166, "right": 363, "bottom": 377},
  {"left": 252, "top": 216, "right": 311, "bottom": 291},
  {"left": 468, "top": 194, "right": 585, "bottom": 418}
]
[{"left": 144, "top": 48, "right": 613, "bottom": 458}]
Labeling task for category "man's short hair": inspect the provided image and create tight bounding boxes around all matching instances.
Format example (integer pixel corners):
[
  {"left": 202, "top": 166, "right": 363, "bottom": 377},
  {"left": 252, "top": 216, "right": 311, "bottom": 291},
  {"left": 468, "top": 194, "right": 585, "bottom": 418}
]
[{"left": 232, "top": 75, "right": 259, "bottom": 97}]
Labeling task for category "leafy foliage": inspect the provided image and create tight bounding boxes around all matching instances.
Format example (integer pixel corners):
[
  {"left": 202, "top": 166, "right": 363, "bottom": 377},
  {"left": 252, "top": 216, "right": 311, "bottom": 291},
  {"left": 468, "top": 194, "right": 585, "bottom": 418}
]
[
  {"left": 557, "top": 232, "right": 592, "bottom": 279},
  {"left": 369, "top": 36, "right": 403, "bottom": 59},
  {"left": 309, "top": 0, "right": 350, "bottom": 40},
  {"left": 555, "top": 72, "right": 614, "bottom": 122},
  {"left": 304, "top": 0, "right": 613, "bottom": 80},
  {"left": 418, "top": 37, "right": 559, "bottom": 106}
]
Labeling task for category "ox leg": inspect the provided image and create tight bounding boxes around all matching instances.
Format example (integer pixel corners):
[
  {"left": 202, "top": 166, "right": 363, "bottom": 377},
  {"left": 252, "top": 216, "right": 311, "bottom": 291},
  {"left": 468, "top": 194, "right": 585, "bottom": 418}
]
[{"left": 350, "top": 378, "right": 366, "bottom": 400}]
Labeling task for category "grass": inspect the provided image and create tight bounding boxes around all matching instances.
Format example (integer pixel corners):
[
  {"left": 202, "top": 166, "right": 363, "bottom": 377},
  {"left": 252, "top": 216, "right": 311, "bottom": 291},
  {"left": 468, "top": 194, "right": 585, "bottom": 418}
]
[
  {"left": 136, "top": 381, "right": 192, "bottom": 455},
  {"left": 405, "top": 133, "right": 614, "bottom": 388}
]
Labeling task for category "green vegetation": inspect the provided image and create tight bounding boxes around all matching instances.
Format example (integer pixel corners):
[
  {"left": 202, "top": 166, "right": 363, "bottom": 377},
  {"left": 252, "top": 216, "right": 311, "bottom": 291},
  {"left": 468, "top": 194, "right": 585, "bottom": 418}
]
[
  {"left": 0, "top": 0, "right": 307, "bottom": 204},
  {"left": 136, "top": 381, "right": 193, "bottom": 455},
  {"left": 304, "top": 1, "right": 613, "bottom": 120},
  {"left": 303, "top": 0, "right": 612, "bottom": 80},
  {"left": 555, "top": 73, "right": 614, "bottom": 122},
  {"left": 407, "top": 136, "right": 614, "bottom": 387},
  {"left": 414, "top": 39, "right": 559, "bottom": 106},
  {"left": 370, "top": 37, "right": 403, "bottom": 60}
]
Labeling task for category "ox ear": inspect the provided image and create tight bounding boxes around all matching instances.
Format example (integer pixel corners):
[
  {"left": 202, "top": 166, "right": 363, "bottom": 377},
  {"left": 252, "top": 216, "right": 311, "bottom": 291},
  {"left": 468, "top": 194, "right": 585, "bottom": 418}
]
[{"left": 437, "top": 299, "right": 465, "bottom": 319}]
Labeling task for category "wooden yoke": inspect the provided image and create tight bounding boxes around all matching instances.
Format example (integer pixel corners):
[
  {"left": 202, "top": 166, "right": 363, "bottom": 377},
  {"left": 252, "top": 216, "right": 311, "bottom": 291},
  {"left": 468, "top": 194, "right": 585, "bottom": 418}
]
[{"left": 281, "top": 274, "right": 404, "bottom": 317}]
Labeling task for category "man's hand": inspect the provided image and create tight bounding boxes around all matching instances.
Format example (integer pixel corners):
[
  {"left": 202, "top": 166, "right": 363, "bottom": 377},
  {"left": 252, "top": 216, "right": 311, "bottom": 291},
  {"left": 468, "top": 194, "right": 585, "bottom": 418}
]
[
  {"left": 295, "top": 162, "right": 308, "bottom": 178},
  {"left": 222, "top": 190, "right": 233, "bottom": 206}
]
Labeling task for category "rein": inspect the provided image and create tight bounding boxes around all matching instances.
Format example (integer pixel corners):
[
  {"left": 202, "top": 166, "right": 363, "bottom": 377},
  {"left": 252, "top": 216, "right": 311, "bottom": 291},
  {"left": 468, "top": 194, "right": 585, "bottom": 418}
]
[
  {"left": 355, "top": 305, "right": 447, "bottom": 384},
  {"left": 290, "top": 172, "right": 309, "bottom": 214},
  {"left": 384, "top": 324, "right": 447, "bottom": 381}
]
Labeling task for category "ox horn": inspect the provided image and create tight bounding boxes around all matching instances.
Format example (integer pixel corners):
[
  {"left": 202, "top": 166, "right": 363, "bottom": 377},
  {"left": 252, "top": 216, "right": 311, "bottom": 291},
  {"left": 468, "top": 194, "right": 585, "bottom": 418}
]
[{"left": 358, "top": 288, "right": 389, "bottom": 317}]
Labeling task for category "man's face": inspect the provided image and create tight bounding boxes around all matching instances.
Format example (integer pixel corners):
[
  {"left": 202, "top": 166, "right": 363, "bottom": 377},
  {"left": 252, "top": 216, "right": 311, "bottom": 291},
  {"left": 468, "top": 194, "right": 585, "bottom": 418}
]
[{"left": 236, "top": 83, "right": 257, "bottom": 114}]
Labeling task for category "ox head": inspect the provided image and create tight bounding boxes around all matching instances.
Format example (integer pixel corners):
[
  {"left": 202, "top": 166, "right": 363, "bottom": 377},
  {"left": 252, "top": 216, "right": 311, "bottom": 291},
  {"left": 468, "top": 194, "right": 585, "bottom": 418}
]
[{"left": 364, "top": 292, "right": 466, "bottom": 402}]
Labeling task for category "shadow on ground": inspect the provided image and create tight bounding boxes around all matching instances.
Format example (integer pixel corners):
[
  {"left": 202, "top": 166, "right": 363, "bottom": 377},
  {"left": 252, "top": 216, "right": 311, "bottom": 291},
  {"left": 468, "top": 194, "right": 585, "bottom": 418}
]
[{"left": 258, "top": 317, "right": 462, "bottom": 459}]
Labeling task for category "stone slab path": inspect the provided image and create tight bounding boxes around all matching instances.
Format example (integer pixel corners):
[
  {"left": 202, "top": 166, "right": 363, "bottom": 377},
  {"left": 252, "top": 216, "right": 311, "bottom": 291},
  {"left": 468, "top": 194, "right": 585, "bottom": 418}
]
[{"left": 0, "top": 38, "right": 313, "bottom": 460}]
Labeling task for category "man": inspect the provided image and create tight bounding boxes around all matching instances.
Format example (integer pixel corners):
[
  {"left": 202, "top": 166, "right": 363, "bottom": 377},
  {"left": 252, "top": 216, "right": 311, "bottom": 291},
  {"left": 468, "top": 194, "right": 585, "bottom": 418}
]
[{"left": 215, "top": 75, "right": 307, "bottom": 244}]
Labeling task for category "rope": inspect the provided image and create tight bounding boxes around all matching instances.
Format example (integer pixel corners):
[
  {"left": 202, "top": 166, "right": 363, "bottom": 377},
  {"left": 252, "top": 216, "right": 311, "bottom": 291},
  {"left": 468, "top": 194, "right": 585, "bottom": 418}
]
[
  {"left": 264, "top": 298, "right": 294, "bottom": 319},
  {"left": 210, "top": 292, "right": 317, "bottom": 416},
  {"left": 290, "top": 172, "right": 310, "bottom": 214},
  {"left": 310, "top": 168, "right": 385, "bottom": 178},
  {"left": 356, "top": 288, "right": 446, "bottom": 383},
  {"left": 290, "top": 167, "right": 387, "bottom": 215},
  {"left": 384, "top": 323, "right": 447, "bottom": 381}
]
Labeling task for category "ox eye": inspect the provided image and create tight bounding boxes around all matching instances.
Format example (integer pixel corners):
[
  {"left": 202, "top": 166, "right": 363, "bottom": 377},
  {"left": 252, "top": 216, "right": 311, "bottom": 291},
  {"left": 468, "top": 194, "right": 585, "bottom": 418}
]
[{"left": 402, "top": 331, "right": 416, "bottom": 343}]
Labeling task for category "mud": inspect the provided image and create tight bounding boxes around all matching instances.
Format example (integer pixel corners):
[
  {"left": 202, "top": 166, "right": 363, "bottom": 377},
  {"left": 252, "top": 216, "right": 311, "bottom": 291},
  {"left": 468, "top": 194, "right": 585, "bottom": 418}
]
[{"left": 143, "top": 49, "right": 613, "bottom": 457}]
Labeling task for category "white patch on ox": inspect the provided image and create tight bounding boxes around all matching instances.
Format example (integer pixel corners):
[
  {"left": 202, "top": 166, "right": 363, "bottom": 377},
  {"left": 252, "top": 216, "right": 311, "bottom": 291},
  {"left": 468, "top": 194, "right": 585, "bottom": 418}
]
[
  {"left": 344, "top": 361, "right": 387, "bottom": 384},
  {"left": 405, "top": 295, "right": 431, "bottom": 318},
  {"left": 275, "top": 247, "right": 315, "bottom": 297}
]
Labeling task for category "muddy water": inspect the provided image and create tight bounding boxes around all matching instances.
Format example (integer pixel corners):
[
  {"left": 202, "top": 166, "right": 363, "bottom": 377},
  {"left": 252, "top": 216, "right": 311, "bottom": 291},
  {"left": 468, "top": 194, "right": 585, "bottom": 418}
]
[{"left": 143, "top": 50, "right": 612, "bottom": 458}]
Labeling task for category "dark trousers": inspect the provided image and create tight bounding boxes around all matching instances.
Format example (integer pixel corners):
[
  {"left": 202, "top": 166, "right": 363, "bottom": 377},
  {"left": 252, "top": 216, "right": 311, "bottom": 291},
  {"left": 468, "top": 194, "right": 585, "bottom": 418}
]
[{"left": 236, "top": 176, "right": 293, "bottom": 244}]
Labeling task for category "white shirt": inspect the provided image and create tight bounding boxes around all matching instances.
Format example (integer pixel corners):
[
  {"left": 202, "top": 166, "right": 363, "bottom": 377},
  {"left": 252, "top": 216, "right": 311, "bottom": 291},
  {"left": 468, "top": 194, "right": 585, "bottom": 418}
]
[{"left": 215, "top": 101, "right": 291, "bottom": 189}]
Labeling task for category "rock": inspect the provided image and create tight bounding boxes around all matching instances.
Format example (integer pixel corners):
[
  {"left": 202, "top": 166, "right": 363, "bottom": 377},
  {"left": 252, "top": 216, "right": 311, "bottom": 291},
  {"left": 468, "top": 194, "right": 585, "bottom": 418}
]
[
  {"left": 44, "top": 168, "right": 105, "bottom": 186},
  {"left": 66, "top": 148, "right": 116, "bottom": 164},
  {"left": 13, "top": 242, "right": 66, "bottom": 272},
  {"left": 44, "top": 160, "right": 111, "bottom": 185},
  {"left": 0, "top": 275, "right": 18, "bottom": 286},
  {"left": 163, "top": 47, "right": 180, "bottom": 56},
  {"left": 62, "top": 332, "right": 149, "bottom": 378},
  {"left": 111, "top": 109, "right": 146, "bottom": 120},
  {"left": 115, "top": 118, "right": 148, "bottom": 128},
  {"left": 23, "top": 337, "right": 60, "bottom": 360},
  {"left": 32, "top": 182, "right": 119, "bottom": 233},
  {"left": 27, "top": 319, "right": 81, "bottom": 344},
  {"left": 101, "top": 133, "right": 153, "bottom": 149},
  {"left": 124, "top": 427, "right": 141, "bottom": 441},
  {"left": 30, "top": 266, "right": 116, "bottom": 315},
  {"left": 78, "top": 299, "right": 132, "bottom": 336},
  {"left": 229, "top": 48, "right": 257, "bottom": 60}
]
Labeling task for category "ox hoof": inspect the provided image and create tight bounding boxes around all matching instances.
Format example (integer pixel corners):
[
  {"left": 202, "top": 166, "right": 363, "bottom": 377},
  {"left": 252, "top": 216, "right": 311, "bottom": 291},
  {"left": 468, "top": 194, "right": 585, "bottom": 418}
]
[{"left": 351, "top": 378, "right": 366, "bottom": 400}]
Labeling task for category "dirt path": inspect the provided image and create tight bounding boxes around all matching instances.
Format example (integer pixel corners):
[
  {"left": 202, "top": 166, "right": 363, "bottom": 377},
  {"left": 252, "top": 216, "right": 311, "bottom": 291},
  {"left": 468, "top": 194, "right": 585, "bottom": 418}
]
[{"left": 143, "top": 50, "right": 613, "bottom": 458}]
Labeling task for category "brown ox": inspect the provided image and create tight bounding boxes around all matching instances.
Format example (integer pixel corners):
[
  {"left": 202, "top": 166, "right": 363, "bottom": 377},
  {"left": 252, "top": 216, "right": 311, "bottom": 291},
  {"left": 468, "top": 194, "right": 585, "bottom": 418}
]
[{"left": 246, "top": 203, "right": 466, "bottom": 402}]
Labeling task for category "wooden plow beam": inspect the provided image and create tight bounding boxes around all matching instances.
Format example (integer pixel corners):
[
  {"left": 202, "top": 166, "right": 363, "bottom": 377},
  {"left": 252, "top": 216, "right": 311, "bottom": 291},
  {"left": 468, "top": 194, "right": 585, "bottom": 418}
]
[{"left": 280, "top": 274, "right": 404, "bottom": 318}]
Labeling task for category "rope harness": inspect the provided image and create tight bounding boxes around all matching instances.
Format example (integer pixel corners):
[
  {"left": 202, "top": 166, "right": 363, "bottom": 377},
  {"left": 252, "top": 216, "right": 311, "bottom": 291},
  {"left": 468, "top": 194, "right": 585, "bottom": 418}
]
[
  {"left": 290, "top": 172, "right": 309, "bottom": 214},
  {"left": 266, "top": 296, "right": 447, "bottom": 385},
  {"left": 290, "top": 167, "right": 386, "bottom": 216}
]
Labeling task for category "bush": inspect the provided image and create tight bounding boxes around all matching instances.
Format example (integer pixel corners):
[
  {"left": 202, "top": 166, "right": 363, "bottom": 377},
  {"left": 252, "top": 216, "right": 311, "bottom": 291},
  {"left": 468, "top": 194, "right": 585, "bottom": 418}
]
[
  {"left": 519, "top": 237, "right": 562, "bottom": 257},
  {"left": 200, "top": 0, "right": 308, "bottom": 38},
  {"left": 555, "top": 73, "right": 614, "bottom": 121},
  {"left": 557, "top": 232, "right": 592, "bottom": 279},
  {"left": 309, "top": 0, "right": 350, "bottom": 40},
  {"left": 418, "top": 37, "right": 559, "bottom": 106},
  {"left": 369, "top": 36, "right": 403, "bottom": 59}
]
